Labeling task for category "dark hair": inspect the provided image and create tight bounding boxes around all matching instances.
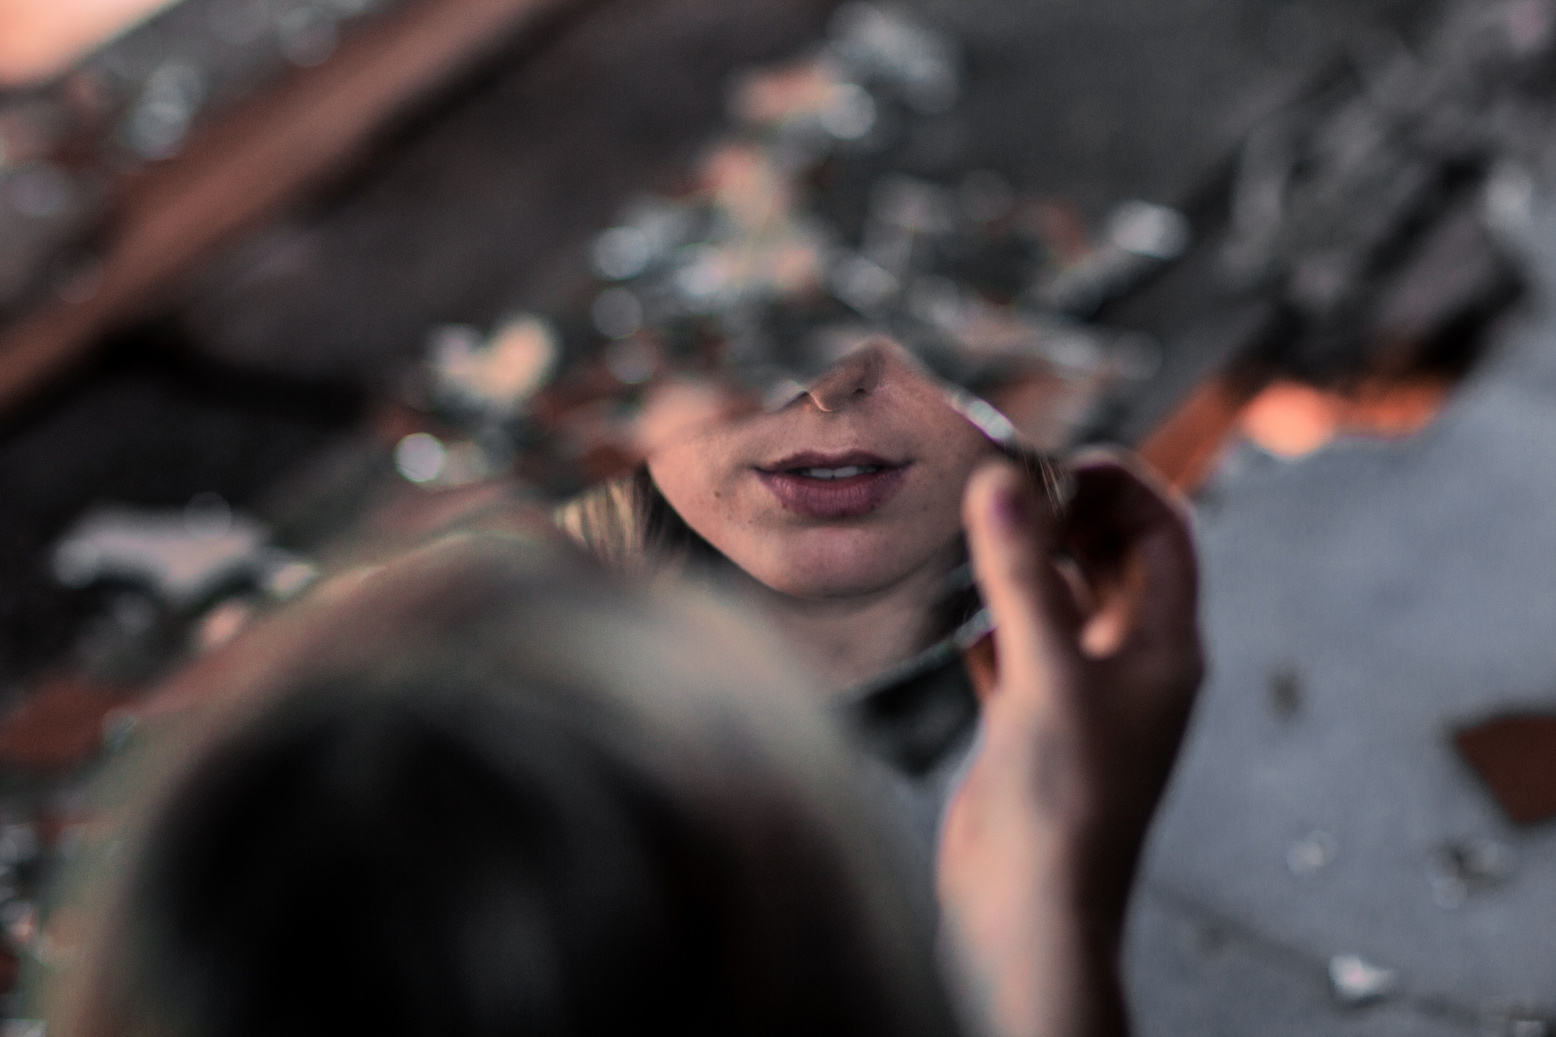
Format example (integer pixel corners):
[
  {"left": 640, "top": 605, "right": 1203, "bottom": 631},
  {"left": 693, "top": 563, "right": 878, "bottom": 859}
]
[{"left": 47, "top": 534, "right": 961, "bottom": 1037}]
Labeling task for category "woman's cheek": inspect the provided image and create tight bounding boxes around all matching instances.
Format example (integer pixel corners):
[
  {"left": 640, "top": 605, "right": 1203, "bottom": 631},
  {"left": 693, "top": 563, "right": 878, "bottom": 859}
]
[{"left": 649, "top": 449, "right": 748, "bottom": 554}]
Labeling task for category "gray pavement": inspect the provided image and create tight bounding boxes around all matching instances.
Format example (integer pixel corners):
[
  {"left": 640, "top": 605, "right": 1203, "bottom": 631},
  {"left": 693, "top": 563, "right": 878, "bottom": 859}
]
[{"left": 1127, "top": 203, "right": 1556, "bottom": 1033}]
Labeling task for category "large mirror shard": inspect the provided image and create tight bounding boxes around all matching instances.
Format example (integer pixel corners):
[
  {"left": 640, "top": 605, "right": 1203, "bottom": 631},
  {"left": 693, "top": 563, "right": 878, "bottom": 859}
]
[{"left": 397, "top": 3, "right": 1180, "bottom": 502}]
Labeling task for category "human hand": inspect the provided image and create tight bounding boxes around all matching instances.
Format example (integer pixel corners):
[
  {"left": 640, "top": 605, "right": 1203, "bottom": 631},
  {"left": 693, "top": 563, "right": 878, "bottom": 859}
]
[{"left": 937, "top": 451, "right": 1203, "bottom": 1037}]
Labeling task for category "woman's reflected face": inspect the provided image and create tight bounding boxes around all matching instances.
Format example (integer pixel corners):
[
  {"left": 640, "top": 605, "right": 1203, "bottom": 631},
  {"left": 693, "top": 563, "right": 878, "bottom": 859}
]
[{"left": 646, "top": 343, "right": 997, "bottom": 599}]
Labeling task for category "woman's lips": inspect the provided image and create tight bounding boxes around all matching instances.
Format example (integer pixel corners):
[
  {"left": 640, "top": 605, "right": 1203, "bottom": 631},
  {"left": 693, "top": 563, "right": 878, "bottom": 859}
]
[{"left": 755, "top": 451, "right": 909, "bottom": 519}]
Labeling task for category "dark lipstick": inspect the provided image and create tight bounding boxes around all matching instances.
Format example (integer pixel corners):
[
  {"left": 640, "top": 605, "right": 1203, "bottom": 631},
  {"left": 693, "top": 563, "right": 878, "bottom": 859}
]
[{"left": 755, "top": 451, "right": 909, "bottom": 519}]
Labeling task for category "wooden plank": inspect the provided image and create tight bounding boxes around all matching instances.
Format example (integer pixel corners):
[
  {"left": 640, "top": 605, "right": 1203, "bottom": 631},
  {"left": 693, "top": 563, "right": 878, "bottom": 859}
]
[
  {"left": 0, "top": 0, "right": 180, "bottom": 86},
  {"left": 1138, "top": 376, "right": 1254, "bottom": 492},
  {"left": 0, "top": 0, "right": 585, "bottom": 416}
]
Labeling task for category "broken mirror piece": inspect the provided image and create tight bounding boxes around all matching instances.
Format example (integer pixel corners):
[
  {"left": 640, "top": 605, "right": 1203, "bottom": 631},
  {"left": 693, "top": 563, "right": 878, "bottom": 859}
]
[
  {"left": 1426, "top": 836, "right": 1516, "bottom": 910},
  {"left": 50, "top": 499, "right": 310, "bottom": 609},
  {"left": 1285, "top": 829, "right": 1338, "bottom": 877},
  {"left": 1328, "top": 953, "right": 1397, "bottom": 1007}
]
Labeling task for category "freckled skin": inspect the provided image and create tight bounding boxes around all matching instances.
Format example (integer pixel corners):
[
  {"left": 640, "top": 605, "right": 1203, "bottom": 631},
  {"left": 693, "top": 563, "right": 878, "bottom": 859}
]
[{"left": 647, "top": 348, "right": 996, "bottom": 600}]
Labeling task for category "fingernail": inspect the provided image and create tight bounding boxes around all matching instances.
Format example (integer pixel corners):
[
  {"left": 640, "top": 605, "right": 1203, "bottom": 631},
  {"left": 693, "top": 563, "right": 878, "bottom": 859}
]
[{"left": 993, "top": 483, "right": 1029, "bottom": 535}]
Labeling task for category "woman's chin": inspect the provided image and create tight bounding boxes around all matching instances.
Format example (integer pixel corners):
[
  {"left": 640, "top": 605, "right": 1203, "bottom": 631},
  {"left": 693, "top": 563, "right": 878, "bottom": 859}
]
[
  {"left": 745, "top": 544, "right": 924, "bottom": 600},
  {"left": 761, "top": 576, "right": 897, "bottom": 600}
]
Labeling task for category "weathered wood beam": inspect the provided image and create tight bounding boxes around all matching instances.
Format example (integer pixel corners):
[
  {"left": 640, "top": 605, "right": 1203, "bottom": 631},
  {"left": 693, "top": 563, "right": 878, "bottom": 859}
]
[{"left": 0, "top": 0, "right": 588, "bottom": 416}]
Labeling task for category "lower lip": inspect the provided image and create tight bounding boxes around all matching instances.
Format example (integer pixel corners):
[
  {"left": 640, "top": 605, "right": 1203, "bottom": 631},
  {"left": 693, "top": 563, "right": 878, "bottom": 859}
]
[{"left": 756, "top": 467, "right": 909, "bottom": 519}]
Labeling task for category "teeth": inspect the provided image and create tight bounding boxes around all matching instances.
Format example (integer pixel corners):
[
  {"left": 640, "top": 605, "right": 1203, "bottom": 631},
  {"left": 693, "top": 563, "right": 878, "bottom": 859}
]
[{"left": 795, "top": 465, "right": 879, "bottom": 479}]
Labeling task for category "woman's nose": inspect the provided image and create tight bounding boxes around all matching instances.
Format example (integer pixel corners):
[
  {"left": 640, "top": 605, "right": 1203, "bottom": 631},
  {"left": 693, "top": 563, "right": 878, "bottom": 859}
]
[{"left": 804, "top": 346, "right": 884, "bottom": 412}]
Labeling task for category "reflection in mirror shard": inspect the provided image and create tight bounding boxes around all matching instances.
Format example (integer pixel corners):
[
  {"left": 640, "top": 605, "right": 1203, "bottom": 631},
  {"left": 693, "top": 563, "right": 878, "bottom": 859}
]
[
  {"left": 400, "top": 4, "right": 1184, "bottom": 500},
  {"left": 460, "top": 0, "right": 1555, "bottom": 503}
]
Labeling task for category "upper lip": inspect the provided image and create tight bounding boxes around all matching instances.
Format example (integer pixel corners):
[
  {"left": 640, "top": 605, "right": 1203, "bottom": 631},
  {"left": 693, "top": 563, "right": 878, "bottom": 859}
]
[{"left": 757, "top": 450, "right": 904, "bottom": 473}]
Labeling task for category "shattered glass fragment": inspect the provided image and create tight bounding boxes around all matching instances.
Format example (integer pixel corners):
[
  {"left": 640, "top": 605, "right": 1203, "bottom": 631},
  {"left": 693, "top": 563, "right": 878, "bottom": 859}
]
[
  {"left": 428, "top": 316, "right": 556, "bottom": 418},
  {"left": 819, "top": 82, "right": 876, "bottom": 140},
  {"left": 395, "top": 433, "right": 445, "bottom": 484},
  {"left": 1427, "top": 837, "right": 1515, "bottom": 909},
  {"left": 1107, "top": 200, "right": 1191, "bottom": 260},
  {"left": 1328, "top": 954, "right": 1397, "bottom": 1006},
  {"left": 1286, "top": 829, "right": 1338, "bottom": 877},
  {"left": 593, "top": 226, "right": 653, "bottom": 281},
  {"left": 52, "top": 506, "right": 271, "bottom": 607},
  {"left": 605, "top": 338, "right": 658, "bottom": 385},
  {"left": 592, "top": 288, "right": 644, "bottom": 340}
]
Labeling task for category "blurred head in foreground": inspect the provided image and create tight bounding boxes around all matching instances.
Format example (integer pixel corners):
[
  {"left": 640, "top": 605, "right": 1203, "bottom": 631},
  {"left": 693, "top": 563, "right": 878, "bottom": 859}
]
[{"left": 45, "top": 531, "right": 959, "bottom": 1037}]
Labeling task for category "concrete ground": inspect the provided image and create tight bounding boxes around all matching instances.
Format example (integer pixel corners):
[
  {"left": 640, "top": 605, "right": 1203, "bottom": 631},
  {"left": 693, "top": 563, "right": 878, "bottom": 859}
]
[{"left": 1127, "top": 201, "right": 1556, "bottom": 1034}]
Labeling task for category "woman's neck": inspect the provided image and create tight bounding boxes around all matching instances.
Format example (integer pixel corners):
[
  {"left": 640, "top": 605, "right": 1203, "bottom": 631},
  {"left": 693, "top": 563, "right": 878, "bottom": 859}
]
[{"left": 747, "top": 549, "right": 960, "bottom": 694}]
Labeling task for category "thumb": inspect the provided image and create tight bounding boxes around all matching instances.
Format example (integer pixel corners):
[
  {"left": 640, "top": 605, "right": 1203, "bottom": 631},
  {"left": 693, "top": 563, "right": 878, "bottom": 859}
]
[{"left": 962, "top": 461, "right": 1082, "bottom": 705}]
